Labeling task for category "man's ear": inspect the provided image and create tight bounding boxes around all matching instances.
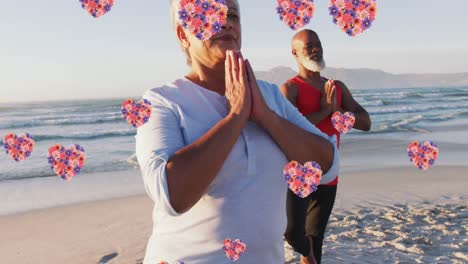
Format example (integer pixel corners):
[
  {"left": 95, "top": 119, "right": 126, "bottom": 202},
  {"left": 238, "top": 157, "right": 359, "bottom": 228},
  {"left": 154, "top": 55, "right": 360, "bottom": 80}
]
[
  {"left": 176, "top": 24, "right": 190, "bottom": 50},
  {"left": 291, "top": 48, "right": 297, "bottom": 58}
]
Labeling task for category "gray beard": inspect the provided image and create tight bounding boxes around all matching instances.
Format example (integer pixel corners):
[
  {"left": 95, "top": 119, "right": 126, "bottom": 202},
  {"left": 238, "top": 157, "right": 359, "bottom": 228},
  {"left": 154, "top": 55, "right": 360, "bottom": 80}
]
[{"left": 301, "top": 56, "right": 326, "bottom": 72}]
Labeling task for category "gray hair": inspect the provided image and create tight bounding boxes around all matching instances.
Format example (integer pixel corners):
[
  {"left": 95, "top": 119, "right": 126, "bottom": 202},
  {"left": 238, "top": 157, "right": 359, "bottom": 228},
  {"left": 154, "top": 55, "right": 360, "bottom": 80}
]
[{"left": 169, "top": 0, "right": 192, "bottom": 65}]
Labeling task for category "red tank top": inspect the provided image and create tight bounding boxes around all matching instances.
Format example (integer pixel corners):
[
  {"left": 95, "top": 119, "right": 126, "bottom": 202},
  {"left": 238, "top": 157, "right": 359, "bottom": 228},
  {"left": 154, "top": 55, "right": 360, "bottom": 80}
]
[{"left": 287, "top": 76, "right": 342, "bottom": 186}]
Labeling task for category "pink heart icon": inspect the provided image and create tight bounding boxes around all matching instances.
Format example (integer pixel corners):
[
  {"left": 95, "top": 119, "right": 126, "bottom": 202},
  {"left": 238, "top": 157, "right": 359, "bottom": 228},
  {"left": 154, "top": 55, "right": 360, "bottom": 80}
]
[
  {"left": 407, "top": 141, "right": 439, "bottom": 170},
  {"left": 329, "top": 0, "right": 377, "bottom": 37},
  {"left": 121, "top": 98, "right": 152, "bottom": 128},
  {"left": 80, "top": 0, "right": 114, "bottom": 18},
  {"left": 276, "top": 0, "right": 315, "bottom": 30},
  {"left": 223, "top": 238, "right": 246, "bottom": 262},
  {"left": 3, "top": 133, "right": 35, "bottom": 162},
  {"left": 283, "top": 161, "right": 322, "bottom": 198},
  {"left": 332, "top": 111, "right": 355, "bottom": 134},
  {"left": 47, "top": 144, "right": 86, "bottom": 180}
]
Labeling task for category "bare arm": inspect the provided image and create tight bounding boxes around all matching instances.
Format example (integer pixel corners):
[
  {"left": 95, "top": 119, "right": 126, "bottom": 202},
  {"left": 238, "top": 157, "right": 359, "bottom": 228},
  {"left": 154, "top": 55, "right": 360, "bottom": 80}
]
[
  {"left": 279, "top": 82, "right": 329, "bottom": 125},
  {"left": 336, "top": 80, "right": 371, "bottom": 131}
]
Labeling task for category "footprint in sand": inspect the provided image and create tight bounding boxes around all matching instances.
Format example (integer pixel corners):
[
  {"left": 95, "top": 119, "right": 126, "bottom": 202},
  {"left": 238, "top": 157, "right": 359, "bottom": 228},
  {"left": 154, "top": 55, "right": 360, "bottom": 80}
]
[{"left": 97, "top": 252, "right": 118, "bottom": 264}]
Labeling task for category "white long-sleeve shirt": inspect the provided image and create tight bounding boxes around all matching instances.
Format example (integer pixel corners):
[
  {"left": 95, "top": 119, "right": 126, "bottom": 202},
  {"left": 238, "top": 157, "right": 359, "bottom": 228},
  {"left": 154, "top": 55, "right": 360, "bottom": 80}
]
[{"left": 135, "top": 77, "right": 339, "bottom": 264}]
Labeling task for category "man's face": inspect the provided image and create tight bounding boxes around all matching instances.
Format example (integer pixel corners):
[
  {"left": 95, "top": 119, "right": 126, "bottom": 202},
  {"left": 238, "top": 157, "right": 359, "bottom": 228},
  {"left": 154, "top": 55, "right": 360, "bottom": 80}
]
[
  {"left": 300, "top": 33, "right": 323, "bottom": 63},
  {"left": 296, "top": 32, "right": 326, "bottom": 72}
]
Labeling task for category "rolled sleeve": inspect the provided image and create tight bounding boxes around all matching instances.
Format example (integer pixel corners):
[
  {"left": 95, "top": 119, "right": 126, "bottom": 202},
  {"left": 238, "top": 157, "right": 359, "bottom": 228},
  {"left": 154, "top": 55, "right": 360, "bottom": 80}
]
[
  {"left": 135, "top": 92, "right": 185, "bottom": 216},
  {"left": 272, "top": 83, "right": 340, "bottom": 184}
]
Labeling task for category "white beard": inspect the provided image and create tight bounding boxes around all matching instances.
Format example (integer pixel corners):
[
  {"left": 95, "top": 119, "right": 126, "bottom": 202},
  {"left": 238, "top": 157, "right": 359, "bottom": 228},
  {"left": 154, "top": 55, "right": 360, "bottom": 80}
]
[{"left": 301, "top": 56, "right": 326, "bottom": 72}]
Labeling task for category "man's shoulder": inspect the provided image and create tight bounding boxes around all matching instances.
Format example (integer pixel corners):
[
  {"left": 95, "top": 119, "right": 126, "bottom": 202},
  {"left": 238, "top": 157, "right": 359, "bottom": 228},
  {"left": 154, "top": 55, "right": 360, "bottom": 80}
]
[{"left": 280, "top": 77, "right": 300, "bottom": 94}]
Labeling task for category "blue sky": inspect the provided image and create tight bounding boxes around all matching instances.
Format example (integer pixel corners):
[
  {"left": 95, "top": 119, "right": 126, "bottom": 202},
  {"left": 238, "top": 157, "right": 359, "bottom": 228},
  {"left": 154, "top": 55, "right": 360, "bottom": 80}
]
[{"left": 1, "top": 0, "right": 467, "bottom": 102}]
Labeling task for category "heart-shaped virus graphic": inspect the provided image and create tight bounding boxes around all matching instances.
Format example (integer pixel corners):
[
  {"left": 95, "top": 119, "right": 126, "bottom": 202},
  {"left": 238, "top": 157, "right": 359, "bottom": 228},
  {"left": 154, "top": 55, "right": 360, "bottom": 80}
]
[
  {"left": 276, "top": 0, "right": 315, "bottom": 30},
  {"left": 223, "top": 238, "right": 246, "bottom": 262},
  {"left": 47, "top": 144, "right": 86, "bottom": 180},
  {"left": 329, "top": 0, "right": 377, "bottom": 36},
  {"left": 121, "top": 99, "right": 152, "bottom": 128},
  {"left": 178, "top": 0, "right": 228, "bottom": 41},
  {"left": 407, "top": 141, "right": 439, "bottom": 170},
  {"left": 79, "top": 0, "right": 114, "bottom": 18},
  {"left": 3, "top": 133, "right": 35, "bottom": 162},
  {"left": 331, "top": 111, "right": 355, "bottom": 134},
  {"left": 283, "top": 161, "right": 322, "bottom": 198}
]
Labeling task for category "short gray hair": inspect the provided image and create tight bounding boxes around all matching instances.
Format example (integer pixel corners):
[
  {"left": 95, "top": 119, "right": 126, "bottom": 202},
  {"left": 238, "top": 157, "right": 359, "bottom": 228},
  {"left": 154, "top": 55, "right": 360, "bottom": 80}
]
[{"left": 169, "top": 0, "right": 192, "bottom": 65}]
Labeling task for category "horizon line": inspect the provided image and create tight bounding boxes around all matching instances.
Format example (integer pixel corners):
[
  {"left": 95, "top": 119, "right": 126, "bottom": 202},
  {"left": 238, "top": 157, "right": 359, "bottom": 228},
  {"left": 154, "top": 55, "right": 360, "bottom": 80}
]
[{"left": 2, "top": 85, "right": 468, "bottom": 105}]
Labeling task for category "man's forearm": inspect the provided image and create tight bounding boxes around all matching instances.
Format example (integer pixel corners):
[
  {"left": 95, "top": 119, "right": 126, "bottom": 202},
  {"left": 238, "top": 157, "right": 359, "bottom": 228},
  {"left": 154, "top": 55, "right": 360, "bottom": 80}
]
[
  {"left": 353, "top": 110, "right": 371, "bottom": 131},
  {"left": 259, "top": 110, "right": 333, "bottom": 173},
  {"left": 304, "top": 110, "right": 330, "bottom": 125}
]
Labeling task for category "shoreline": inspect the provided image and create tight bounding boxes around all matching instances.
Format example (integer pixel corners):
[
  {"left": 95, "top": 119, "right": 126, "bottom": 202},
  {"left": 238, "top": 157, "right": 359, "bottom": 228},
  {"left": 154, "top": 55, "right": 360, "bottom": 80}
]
[{"left": 1, "top": 133, "right": 467, "bottom": 216}]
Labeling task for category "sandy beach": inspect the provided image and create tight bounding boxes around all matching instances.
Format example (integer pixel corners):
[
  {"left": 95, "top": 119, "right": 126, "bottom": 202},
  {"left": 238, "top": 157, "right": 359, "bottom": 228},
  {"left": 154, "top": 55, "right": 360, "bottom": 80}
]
[{"left": 1, "top": 137, "right": 467, "bottom": 264}]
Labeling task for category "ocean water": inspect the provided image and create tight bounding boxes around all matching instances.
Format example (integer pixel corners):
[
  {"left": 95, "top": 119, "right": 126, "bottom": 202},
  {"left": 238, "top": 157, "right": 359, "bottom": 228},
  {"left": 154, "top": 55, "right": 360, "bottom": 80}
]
[
  {"left": 1, "top": 86, "right": 468, "bottom": 182},
  {"left": 0, "top": 99, "right": 137, "bottom": 182},
  {"left": 350, "top": 86, "right": 468, "bottom": 134}
]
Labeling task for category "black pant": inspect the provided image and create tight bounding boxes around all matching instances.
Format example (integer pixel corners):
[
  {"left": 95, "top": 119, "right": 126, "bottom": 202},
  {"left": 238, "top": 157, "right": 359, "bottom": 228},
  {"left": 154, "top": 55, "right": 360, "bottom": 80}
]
[{"left": 284, "top": 184, "right": 337, "bottom": 263}]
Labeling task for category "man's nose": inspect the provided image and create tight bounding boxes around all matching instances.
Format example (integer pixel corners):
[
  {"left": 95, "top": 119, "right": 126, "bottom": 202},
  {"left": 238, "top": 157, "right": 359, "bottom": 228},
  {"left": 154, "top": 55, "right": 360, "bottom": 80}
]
[{"left": 222, "top": 19, "right": 234, "bottom": 30}]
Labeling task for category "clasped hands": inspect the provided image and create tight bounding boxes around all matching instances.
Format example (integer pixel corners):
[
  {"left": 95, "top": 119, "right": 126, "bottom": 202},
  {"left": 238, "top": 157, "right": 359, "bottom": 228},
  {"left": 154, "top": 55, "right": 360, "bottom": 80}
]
[
  {"left": 224, "top": 50, "right": 271, "bottom": 126},
  {"left": 320, "top": 79, "right": 342, "bottom": 115}
]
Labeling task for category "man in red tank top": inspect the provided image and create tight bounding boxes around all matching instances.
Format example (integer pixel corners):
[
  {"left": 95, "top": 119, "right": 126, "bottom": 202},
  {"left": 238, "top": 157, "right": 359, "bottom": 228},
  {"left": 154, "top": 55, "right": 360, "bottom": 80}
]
[{"left": 281, "top": 29, "right": 371, "bottom": 264}]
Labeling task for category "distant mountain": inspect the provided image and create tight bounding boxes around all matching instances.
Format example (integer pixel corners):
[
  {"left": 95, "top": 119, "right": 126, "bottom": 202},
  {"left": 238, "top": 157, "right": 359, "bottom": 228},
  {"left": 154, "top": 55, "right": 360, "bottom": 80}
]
[{"left": 254, "top": 66, "right": 468, "bottom": 89}]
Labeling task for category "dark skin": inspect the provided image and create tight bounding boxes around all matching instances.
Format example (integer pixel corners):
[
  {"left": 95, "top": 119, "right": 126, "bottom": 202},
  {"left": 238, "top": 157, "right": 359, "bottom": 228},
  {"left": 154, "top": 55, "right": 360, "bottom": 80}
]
[{"left": 280, "top": 30, "right": 371, "bottom": 131}]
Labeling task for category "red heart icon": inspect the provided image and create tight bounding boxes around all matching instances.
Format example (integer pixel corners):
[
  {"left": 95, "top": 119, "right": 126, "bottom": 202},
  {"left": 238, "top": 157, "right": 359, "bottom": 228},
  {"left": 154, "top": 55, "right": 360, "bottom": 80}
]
[
  {"left": 3, "top": 133, "right": 35, "bottom": 162},
  {"left": 223, "top": 238, "right": 246, "bottom": 262},
  {"left": 331, "top": 111, "right": 355, "bottom": 134},
  {"left": 121, "top": 98, "right": 152, "bottom": 128},
  {"left": 80, "top": 0, "right": 114, "bottom": 18},
  {"left": 47, "top": 144, "right": 86, "bottom": 180},
  {"left": 407, "top": 141, "right": 439, "bottom": 170},
  {"left": 276, "top": 0, "right": 315, "bottom": 30},
  {"left": 283, "top": 161, "right": 322, "bottom": 198},
  {"left": 329, "top": 0, "right": 377, "bottom": 37}
]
